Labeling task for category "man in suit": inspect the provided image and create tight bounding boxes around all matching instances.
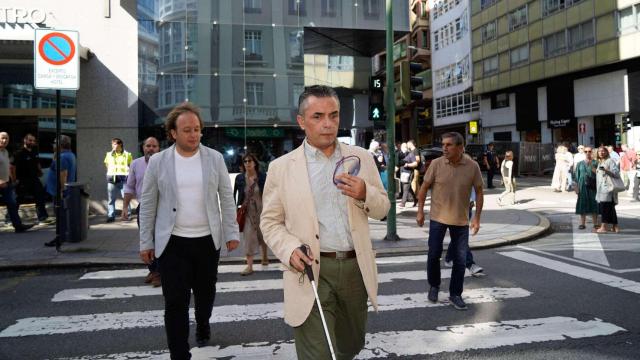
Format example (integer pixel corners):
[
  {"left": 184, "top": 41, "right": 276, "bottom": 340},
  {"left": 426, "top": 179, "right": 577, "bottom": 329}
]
[
  {"left": 139, "top": 102, "right": 239, "bottom": 360},
  {"left": 261, "top": 85, "right": 390, "bottom": 359}
]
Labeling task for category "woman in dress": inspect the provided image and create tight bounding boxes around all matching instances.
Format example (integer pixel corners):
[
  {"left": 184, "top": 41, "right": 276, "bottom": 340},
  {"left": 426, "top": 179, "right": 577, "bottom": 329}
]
[
  {"left": 498, "top": 151, "right": 516, "bottom": 205},
  {"left": 233, "top": 153, "right": 268, "bottom": 275},
  {"left": 594, "top": 146, "right": 620, "bottom": 233},
  {"left": 551, "top": 145, "right": 571, "bottom": 192},
  {"left": 574, "top": 147, "right": 598, "bottom": 230}
]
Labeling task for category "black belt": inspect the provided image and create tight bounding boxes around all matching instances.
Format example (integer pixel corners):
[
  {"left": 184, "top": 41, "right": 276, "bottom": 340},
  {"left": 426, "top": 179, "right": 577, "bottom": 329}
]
[{"left": 320, "top": 250, "right": 356, "bottom": 259}]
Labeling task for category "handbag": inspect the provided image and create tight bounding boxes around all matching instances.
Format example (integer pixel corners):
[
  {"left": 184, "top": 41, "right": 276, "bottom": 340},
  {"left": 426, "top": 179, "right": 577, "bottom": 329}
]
[
  {"left": 609, "top": 174, "right": 626, "bottom": 193},
  {"left": 236, "top": 206, "right": 247, "bottom": 232}
]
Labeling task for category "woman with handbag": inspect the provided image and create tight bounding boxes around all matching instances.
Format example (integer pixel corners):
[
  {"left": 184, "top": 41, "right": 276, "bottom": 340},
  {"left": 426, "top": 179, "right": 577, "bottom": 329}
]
[
  {"left": 594, "top": 146, "right": 621, "bottom": 233},
  {"left": 574, "top": 147, "right": 599, "bottom": 230},
  {"left": 233, "top": 153, "right": 268, "bottom": 275}
]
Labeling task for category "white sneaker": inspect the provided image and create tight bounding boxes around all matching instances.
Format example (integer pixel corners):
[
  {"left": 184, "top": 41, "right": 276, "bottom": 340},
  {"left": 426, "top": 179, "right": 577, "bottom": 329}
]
[{"left": 468, "top": 263, "right": 484, "bottom": 276}]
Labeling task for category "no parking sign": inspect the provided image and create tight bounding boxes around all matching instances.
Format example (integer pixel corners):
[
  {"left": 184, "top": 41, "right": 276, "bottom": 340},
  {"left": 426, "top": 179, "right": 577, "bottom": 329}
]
[{"left": 34, "top": 29, "right": 79, "bottom": 90}]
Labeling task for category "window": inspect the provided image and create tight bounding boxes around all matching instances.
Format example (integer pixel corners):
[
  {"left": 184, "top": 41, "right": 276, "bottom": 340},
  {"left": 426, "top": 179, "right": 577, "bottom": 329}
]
[
  {"left": 508, "top": 6, "right": 528, "bottom": 31},
  {"left": 244, "top": 31, "right": 262, "bottom": 59},
  {"left": 433, "top": 10, "right": 468, "bottom": 50},
  {"left": 542, "top": 0, "right": 584, "bottom": 16},
  {"left": 321, "top": 0, "right": 337, "bottom": 17},
  {"left": 363, "top": 0, "right": 380, "bottom": 19},
  {"left": 419, "top": 0, "right": 428, "bottom": 19},
  {"left": 422, "top": 30, "right": 430, "bottom": 49},
  {"left": 483, "top": 56, "right": 498, "bottom": 75},
  {"left": 289, "top": 31, "right": 303, "bottom": 62},
  {"left": 510, "top": 44, "right": 529, "bottom": 66},
  {"left": 491, "top": 93, "right": 510, "bottom": 109},
  {"left": 244, "top": 0, "right": 262, "bottom": 13},
  {"left": 480, "top": 0, "right": 498, "bottom": 11},
  {"left": 434, "top": 90, "right": 479, "bottom": 119},
  {"left": 288, "top": 0, "right": 307, "bottom": 16},
  {"left": 493, "top": 131, "right": 512, "bottom": 141},
  {"left": 160, "top": 23, "right": 184, "bottom": 65},
  {"left": 246, "top": 82, "right": 264, "bottom": 106},
  {"left": 568, "top": 21, "right": 594, "bottom": 51},
  {"left": 432, "top": 0, "right": 461, "bottom": 19},
  {"left": 481, "top": 21, "right": 497, "bottom": 43},
  {"left": 328, "top": 56, "right": 354, "bottom": 71},
  {"left": 544, "top": 30, "right": 566, "bottom": 58},
  {"left": 618, "top": 4, "right": 640, "bottom": 33},
  {"left": 435, "top": 55, "right": 470, "bottom": 90},
  {"left": 292, "top": 84, "right": 304, "bottom": 109}
]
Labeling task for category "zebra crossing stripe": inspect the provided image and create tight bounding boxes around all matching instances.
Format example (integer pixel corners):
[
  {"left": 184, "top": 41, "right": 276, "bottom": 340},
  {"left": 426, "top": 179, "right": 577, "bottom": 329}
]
[
  {"left": 500, "top": 251, "right": 640, "bottom": 294},
  {"left": 2, "top": 287, "right": 529, "bottom": 337},
  {"left": 54, "top": 316, "right": 624, "bottom": 359},
  {"left": 54, "top": 270, "right": 470, "bottom": 302},
  {"left": 79, "top": 255, "right": 430, "bottom": 280}
]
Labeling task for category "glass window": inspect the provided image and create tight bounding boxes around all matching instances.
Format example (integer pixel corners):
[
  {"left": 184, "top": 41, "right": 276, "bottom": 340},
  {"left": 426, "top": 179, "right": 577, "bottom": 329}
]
[
  {"left": 544, "top": 30, "right": 566, "bottom": 58},
  {"left": 492, "top": 93, "right": 509, "bottom": 108},
  {"left": 292, "top": 84, "right": 304, "bottom": 109},
  {"left": 363, "top": 0, "right": 381, "bottom": 19},
  {"left": 509, "top": 6, "right": 528, "bottom": 31},
  {"left": 289, "top": 31, "right": 303, "bottom": 62},
  {"left": 568, "top": 21, "right": 594, "bottom": 51},
  {"left": 289, "top": 0, "right": 307, "bottom": 16},
  {"left": 481, "top": 21, "right": 497, "bottom": 43},
  {"left": 510, "top": 44, "right": 529, "bottom": 66},
  {"left": 483, "top": 56, "right": 498, "bottom": 75},
  {"left": 244, "top": 0, "right": 262, "bottom": 13},
  {"left": 481, "top": 0, "right": 498, "bottom": 10},
  {"left": 246, "top": 82, "right": 264, "bottom": 106},
  {"left": 322, "top": 0, "right": 337, "bottom": 17},
  {"left": 328, "top": 56, "right": 354, "bottom": 71},
  {"left": 245, "top": 30, "right": 263, "bottom": 58},
  {"left": 619, "top": 6, "right": 635, "bottom": 31}
]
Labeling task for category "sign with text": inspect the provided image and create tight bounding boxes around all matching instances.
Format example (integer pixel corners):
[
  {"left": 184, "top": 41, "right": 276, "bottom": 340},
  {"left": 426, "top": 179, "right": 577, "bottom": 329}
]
[
  {"left": 34, "top": 29, "right": 79, "bottom": 90},
  {"left": 548, "top": 118, "right": 575, "bottom": 129},
  {"left": 469, "top": 120, "right": 478, "bottom": 134}
]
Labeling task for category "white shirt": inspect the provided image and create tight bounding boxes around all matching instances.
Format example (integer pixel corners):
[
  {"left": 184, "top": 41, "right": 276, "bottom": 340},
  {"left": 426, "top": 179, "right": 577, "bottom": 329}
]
[
  {"left": 172, "top": 149, "right": 210, "bottom": 237},
  {"left": 304, "top": 140, "right": 353, "bottom": 252}
]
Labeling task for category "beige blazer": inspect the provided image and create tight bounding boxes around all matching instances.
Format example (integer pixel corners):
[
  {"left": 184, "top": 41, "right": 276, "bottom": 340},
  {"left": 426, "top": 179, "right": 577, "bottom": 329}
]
[{"left": 260, "top": 142, "right": 390, "bottom": 327}]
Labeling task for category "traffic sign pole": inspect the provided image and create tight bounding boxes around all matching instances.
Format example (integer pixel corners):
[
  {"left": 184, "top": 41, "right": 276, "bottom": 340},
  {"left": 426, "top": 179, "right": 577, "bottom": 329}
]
[
  {"left": 384, "top": 0, "right": 400, "bottom": 242},
  {"left": 54, "top": 90, "right": 62, "bottom": 249}
]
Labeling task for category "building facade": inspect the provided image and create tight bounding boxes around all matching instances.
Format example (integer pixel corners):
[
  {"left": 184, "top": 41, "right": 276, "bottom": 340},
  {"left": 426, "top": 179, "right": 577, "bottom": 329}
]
[
  {"left": 0, "top": 0, "right": 408, "bottom": 208},
  {"left": 430, "top": 0, "right": 481, "bottom": 144},
  {"left": 471, "top": 0, "right": 640, "bottom": 148}
]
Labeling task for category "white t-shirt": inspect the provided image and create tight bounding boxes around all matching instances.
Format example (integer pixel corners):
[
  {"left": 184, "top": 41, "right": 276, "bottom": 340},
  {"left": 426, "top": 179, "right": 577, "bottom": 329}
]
[{"left": 172, "top": 149, "right": 210, "bottom": 238}]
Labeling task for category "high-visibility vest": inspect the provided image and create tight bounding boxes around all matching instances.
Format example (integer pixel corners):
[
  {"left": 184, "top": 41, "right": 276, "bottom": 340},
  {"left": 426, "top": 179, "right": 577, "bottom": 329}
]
[{"left": 104, "top": 151, "right": 132, "bottom": 178}]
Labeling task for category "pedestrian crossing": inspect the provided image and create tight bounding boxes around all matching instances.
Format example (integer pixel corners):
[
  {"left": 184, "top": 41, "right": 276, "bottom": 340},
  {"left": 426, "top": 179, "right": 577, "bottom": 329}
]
[{"left": 0, "top": 253, "right": 628, "bottom": 359}]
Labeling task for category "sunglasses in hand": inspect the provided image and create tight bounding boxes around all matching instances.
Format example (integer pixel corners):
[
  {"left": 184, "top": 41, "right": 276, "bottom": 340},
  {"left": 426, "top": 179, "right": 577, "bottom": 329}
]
[{"left": 332, "top": 155, "right": 361, "bottom": 186}]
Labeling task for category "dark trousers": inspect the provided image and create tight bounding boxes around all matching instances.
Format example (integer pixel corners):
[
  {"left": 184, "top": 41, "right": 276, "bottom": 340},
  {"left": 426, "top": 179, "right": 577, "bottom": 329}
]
[
  {"left": 158, "top": 235, "right": 220, "bottom": 360},
  {"left": 427, "top": 220, "right": 469, "bottom": 297},
  {"left": 486, "top": 168, "right": 496, "bottom": 188},
  {"left": 598, "top": 202, "right": 618, "bottom": 224},
  {"left": 401, "top": 182, "right": 416, "bottom": 206},
  {"left": 136, "top": 204, "right": 159, "bottom": 273},
  {"left": 17, "top": 177, "right": 48, "bottom": 220},
  {"left": 0, "top": 184, "right": 24, "bottom": 229}
]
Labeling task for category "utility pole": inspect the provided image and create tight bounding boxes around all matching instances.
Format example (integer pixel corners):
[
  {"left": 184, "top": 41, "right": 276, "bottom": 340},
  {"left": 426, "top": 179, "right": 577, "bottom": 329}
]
[{"left": 384, "top": 0, "right": 400, "bottom": 241}]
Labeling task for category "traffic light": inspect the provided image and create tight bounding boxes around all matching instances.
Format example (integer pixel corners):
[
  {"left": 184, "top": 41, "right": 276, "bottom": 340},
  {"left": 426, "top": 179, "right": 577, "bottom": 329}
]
[
  {"left": 624, "top": 116, "right": 632, "bottom": 131},
  {"left": 400, "top": 61, "right": 424, "bottom": 105},
  {"left": 614, "top": 126, "right": 621, "bottom": 143},
  {"left": 369, "top": 76, "right": 385, "bottom": 123}
]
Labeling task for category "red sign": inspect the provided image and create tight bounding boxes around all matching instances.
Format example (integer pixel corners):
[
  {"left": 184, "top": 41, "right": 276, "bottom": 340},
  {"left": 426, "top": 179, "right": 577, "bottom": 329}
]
[{"left": 38, "top": 32, "right": 76, "bottom": 66}]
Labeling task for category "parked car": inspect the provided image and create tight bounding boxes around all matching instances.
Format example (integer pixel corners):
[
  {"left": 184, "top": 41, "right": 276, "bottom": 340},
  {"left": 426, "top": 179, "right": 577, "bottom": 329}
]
[{"left": 418, "top": 147, "right": 443, "bottom": 174}]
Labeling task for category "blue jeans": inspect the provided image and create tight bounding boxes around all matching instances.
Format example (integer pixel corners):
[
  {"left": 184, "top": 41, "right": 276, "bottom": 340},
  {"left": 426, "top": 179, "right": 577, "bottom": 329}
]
[
  {"left": 427, "top": 220, "right": 469, "bottom": 297},
  {"left": 1, "top": 184, "right": 24, "bottom": 229},
  {"left": 107, "top": 181, "right": 128, "bottom": 218}
]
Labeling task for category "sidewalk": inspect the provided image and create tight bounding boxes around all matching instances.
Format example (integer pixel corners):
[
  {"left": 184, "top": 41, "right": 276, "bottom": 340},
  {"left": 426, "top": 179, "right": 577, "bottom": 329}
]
[{"left": 0, "top": 182, "right": 551, "bottom": 270}]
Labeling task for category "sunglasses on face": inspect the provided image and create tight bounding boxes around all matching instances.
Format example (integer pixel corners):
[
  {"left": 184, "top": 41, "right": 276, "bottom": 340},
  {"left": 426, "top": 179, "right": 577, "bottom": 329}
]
[{"left": 243, "top": 159, "right": 253, "bottom": 164}]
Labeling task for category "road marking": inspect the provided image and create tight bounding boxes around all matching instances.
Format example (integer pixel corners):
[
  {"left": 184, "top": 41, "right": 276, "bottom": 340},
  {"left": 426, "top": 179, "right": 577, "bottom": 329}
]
[
  {"left": 516, "top": 245, "right": 640, "bottom": 273},
  {"left": 3, "top": 287, "right": 528, "bottom": 337},
  {"left": 80, "top": 255, "right": 429, "bottom": 280},
  {"left": 55, "top": 317, "right": 624, "bottom": 359},
  {"left": 500, "top": 250, "right": 640, "bottom": 294},
  {"left": 56, "top": 270, "right": 467, "bottom": 302},
  {"left": 571, "top": 216, "right": 610, "bottom": 266}
]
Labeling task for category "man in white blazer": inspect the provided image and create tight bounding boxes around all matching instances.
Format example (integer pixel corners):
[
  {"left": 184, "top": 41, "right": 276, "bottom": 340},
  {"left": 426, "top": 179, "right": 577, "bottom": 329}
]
[
  {"left": 261, "top": 85, "right": 390, "bottom": 359},
  {"left": 139, "top": 102, "right": 239, "bottom": 360}
]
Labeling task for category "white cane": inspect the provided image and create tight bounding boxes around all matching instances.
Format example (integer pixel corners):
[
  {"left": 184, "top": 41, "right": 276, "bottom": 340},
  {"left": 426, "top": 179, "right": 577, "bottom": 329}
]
[{"left": 300, "top": 245, "right": 337, "bottom": 360}]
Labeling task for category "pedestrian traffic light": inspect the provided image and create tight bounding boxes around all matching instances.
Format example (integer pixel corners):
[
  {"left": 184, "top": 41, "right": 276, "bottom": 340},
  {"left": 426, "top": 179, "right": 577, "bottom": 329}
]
[
  {"left": 614, "top": 127, "right": 621, "bottom": 142},
  {"left": 624, "top": 116, "right": 632, "bottom": 131},
  {"left": 400, "top": 61, "right": 424, "bottom": 105},
  {"left": 369, "top": 76, "right": 385, "bottom": 123}
]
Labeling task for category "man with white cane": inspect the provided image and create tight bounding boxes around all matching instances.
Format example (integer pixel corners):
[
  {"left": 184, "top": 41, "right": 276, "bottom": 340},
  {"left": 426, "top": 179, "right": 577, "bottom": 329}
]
[{"left": 261, "top": 85, "right": 390, "bottom": 359}]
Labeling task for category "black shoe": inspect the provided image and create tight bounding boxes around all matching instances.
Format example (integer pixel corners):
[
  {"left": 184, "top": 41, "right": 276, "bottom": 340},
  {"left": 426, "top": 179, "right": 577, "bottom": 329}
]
[
  {"left": 196, "top": 325, "right": 210, "bottom": 347},
  {"left": 428, "top": 286, "right": 439, "bottom": 303},
  {"left": 106, "top": 217, "right": 115, "bottom": 223},
  {"left": 14, "top": 224, "right": 34, "bottom": 233},
  {"left": 449, "top": 295, "right": 468, "bottom": 310},
  {"left": 44, "top": 238, "right": 61, "bottom": 247}
]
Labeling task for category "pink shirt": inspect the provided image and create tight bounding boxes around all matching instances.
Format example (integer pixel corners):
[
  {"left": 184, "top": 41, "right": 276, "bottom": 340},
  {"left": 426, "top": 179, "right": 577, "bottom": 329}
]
[{"left": 123, "top": 156, "right": 149, "bottom": 198}]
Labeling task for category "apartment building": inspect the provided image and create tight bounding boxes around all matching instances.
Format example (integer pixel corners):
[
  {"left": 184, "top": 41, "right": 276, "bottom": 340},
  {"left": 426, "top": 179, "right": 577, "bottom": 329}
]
[
  {"left": 471, "top": 0, "right": 640, "bottom": 147},
  {"left": 430, "top": 0, "right": 482, "bottom": 144}
]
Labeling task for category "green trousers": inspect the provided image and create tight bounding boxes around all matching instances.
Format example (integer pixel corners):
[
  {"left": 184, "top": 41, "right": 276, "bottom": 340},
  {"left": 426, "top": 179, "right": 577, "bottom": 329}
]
[{"left": 294, "top": 257, "right": 369, "bottom": 360}]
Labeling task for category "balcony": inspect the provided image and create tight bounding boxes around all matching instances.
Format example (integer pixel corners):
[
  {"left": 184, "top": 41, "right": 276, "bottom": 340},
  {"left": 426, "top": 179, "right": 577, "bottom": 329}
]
[{"left": 410, "top": 47, "right": 431, "bottom": 63}]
